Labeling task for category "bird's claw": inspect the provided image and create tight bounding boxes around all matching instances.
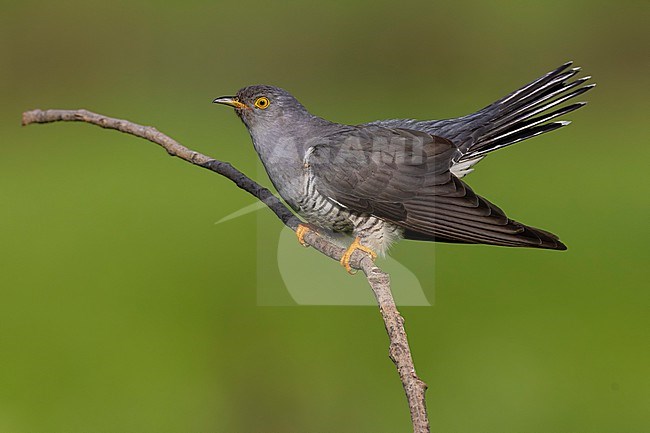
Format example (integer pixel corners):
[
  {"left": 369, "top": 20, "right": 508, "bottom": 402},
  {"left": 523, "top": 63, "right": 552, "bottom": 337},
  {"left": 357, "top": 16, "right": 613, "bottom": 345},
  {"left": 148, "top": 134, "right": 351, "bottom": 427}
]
[
  {"left": 340, "top": 237, "right": 377, "bottom": 274},
  {"left": 296, "top": 224, "right": 311, "bottom": 247}
]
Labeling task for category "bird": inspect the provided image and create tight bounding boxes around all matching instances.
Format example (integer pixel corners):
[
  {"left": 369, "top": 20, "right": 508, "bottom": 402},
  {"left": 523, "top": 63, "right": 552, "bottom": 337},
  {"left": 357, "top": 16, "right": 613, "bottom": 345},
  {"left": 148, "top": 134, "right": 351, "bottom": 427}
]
[{"left": 214, "top": 61, "right": 593, "bottom": 273}]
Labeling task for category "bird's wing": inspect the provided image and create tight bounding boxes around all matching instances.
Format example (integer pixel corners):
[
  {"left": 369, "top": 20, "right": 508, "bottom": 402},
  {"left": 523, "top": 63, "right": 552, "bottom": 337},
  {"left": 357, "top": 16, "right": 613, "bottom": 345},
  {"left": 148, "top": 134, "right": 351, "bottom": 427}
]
[{"left": 306, "top": 126, "right": 565, "bottom": 249}]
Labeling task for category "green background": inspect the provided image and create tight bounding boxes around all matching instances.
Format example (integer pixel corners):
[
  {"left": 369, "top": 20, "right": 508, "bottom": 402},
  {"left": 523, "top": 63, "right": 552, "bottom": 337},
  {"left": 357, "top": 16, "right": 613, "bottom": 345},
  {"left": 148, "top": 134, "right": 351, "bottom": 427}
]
[{"left": 1, "top": 0, "right": 649, "bottom": 431}]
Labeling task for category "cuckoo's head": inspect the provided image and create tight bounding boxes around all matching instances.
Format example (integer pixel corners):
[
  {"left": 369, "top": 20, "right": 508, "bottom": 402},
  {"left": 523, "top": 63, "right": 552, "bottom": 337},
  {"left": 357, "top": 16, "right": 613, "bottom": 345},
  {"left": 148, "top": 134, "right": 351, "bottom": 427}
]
[{"left": 213, "top": 85, "right": 310, "bottom": 131}]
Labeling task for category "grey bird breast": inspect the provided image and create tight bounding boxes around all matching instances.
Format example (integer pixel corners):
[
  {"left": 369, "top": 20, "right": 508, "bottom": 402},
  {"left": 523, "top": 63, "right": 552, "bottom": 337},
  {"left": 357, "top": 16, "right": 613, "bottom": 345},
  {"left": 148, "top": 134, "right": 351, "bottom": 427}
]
[{"left": 249, "top": 120, "right": 358, "bottom": 233}]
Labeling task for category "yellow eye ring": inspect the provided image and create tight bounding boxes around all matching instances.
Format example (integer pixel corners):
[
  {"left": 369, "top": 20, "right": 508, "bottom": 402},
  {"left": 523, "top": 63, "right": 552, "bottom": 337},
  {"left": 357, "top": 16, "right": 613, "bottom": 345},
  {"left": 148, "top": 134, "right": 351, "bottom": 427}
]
[{"left": 254, "top": 97, "right": 270, "bottom": 109}]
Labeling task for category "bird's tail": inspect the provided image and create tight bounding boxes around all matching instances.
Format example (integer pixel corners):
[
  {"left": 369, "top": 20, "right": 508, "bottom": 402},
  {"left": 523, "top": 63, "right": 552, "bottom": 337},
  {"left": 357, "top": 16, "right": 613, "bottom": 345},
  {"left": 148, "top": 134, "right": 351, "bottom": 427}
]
[{"left": 457, "top": 61, "right": 594, "bottom": 161}]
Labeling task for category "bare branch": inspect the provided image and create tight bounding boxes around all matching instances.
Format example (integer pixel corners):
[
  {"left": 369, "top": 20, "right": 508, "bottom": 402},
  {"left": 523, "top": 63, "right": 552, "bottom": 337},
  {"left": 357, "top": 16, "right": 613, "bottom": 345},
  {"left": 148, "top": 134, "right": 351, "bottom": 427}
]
[{"left": 22, "top": 108, "right": 430, "bottom": 433}]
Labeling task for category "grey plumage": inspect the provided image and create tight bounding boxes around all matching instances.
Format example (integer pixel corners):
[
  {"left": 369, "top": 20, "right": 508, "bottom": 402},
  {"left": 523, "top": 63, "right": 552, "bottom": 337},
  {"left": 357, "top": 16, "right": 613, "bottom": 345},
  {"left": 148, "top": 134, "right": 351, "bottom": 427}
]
[{"left": 214, "top": 62, "right": 593, "bottom": 257}]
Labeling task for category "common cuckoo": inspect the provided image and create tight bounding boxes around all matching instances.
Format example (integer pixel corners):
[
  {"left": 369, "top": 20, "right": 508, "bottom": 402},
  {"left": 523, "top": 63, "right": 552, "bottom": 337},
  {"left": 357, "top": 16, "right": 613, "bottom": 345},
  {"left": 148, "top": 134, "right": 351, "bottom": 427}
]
[{"left": 214, "top": 62, "right": 593, "bottom": 272}]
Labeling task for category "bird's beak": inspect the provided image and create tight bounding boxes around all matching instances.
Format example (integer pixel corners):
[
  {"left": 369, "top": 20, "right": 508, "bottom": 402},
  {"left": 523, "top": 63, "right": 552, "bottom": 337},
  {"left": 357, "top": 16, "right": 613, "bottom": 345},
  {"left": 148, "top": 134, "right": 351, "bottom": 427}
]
[{"left": 213, "top": 96, "right": 248, "bottom": 110}]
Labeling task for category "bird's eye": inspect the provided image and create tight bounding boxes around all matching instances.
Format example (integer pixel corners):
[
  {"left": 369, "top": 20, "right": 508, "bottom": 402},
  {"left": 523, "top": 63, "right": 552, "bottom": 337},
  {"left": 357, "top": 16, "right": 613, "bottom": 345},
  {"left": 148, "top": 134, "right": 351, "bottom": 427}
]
[{"left": 254, "top": 97, "right": 270, "bottom": 109}]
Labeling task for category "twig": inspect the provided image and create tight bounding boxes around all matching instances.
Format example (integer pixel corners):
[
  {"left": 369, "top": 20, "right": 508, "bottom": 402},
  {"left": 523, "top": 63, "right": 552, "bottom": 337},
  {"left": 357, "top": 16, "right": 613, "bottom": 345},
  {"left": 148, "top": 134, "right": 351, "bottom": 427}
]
[{"left": 22, "top": 108, "right": 430, "bottom": 433}]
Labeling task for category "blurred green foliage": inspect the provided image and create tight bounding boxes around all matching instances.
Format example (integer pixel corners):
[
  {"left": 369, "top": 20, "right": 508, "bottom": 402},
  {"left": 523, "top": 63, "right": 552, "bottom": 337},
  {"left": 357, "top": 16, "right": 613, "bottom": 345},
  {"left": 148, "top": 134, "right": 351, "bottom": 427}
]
[{"left": 1, "top": 0, "right": 649, "bottom": 431}]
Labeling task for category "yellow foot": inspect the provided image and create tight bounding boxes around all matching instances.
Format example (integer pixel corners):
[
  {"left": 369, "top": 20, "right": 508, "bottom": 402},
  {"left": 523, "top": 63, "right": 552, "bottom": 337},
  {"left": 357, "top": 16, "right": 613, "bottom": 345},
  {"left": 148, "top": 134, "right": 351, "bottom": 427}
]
[
  {"left": 340, "top": 237, "right": 377, "bottom": 274},
  {"left": 296, "top": 224, "right": 311, "bottom": 247}
]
